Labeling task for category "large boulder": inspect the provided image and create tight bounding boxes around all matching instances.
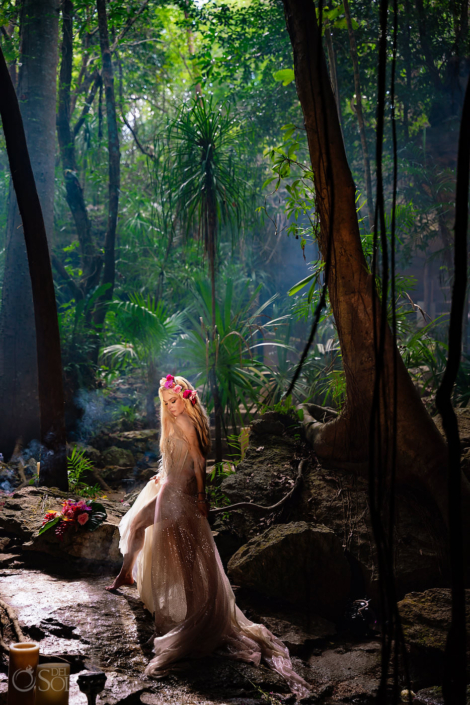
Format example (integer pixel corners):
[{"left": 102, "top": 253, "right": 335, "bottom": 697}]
[
  {"left": 90, "top": 429, "right": 158, "bottom": 454},
  {"left": 102, "top": 446, "right": 135, "bottom": 468},
  {"left": 220, "top": 412, "right": 450, "bottom": 602},
  {"left": 227, "top": 521, "right": 351, "bottom": 621},
  {"left": 0, "top": 486, "right": 126, "bottom": 567},
  {"left": 398, "top": 588, "right": 470, "bottom": 689}
]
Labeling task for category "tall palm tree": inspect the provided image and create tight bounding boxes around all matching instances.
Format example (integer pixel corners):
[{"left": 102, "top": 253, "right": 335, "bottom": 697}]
[{"left": 165, "top": 97, "right": 247, "bottom": 461}]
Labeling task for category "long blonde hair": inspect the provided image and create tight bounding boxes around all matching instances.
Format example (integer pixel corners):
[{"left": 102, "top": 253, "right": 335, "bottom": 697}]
[{"left": 158, "top": 376, "right": 211, "bottom": 457}]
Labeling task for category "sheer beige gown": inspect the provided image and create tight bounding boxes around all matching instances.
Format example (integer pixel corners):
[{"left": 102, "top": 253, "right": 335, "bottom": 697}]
[{"left": 118, "top": 425, "right": 310, "bottom": 700}]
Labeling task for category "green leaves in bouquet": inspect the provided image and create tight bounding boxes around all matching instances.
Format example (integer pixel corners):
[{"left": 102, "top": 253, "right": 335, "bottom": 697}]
[
  {"left": 87, "top": 501, "right": 107, "bottom": 532},
  {"left": 38, "top": 517, "right": 60, "bottom": 535}
]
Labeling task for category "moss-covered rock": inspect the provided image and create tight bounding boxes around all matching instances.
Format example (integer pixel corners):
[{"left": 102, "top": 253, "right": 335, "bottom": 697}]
[
  {"left": 91, "top": 429, "right": 158, "bottom": 454},
  {"left": 398, "top": 588, "right": 470, "bottom": 688},
  {"left": 227, "top": 521, "right": 351, "bottom": 620},
  {"left": 414, "top": 685, "right": 470, "bottom": 705},
  {"left": 102, "top": 446, "right": 135, "bottom": 468},
  {"left": 220, "top": 414, "right": 449, "bottom": 602}
]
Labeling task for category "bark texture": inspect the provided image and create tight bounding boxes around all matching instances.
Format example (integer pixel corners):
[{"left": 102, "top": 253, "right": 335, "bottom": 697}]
[
  {"left": 281, "top": 0, "right": 470, "bottom": 565},
  {"left": 0, "top": 0, "right": 60, "bottom": 459},
  {"left": 57, "top": 0, "right": 97, "bottom": 284},
  {"left": 0, "top": 46, "right": 67, "bottom": 489},
  {"left": 94, "top": 0, "right": 121, "bottom": 329}
]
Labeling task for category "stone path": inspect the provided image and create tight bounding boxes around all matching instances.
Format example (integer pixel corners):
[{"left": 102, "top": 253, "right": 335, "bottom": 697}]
[{"left": 0, "top": 561, "right": 389, "bottom": 705}]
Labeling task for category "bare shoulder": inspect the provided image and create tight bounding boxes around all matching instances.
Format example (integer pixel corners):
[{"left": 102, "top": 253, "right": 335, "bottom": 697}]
[{"left": 177, "top": 415, "right": 199, "bottom": 444}]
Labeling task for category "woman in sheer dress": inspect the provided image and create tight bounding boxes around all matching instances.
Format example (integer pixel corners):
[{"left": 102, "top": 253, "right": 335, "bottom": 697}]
[{"left": 105, "top": 374, "right": 310, "bottom": 701}]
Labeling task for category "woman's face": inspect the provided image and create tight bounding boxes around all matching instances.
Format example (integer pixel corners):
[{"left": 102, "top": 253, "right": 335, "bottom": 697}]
[{"left": 161, "top": 388, "right": 186, "bottom": 418}]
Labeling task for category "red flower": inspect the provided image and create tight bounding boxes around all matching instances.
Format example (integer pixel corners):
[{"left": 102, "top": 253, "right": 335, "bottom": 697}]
[{"left": 183, "top": 389, "right": 197, "bottom": 405}]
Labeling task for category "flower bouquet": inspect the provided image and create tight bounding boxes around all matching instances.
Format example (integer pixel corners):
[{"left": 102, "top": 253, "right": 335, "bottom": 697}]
[{"left": 39, "top": 498, "right": 107, "bottom": 541}]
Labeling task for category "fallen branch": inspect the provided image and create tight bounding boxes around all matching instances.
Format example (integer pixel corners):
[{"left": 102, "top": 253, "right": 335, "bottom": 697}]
[
  {"left": 0, "top": 598, "right": 25, "bottom": 653},
  {"left": 209, "top": 458, "right": 307, "bottom": 515}
]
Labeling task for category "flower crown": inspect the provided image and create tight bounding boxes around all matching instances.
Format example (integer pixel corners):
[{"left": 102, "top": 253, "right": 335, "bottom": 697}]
[{"left": 159, "top": 374, "right": 197, "bottom": 405}]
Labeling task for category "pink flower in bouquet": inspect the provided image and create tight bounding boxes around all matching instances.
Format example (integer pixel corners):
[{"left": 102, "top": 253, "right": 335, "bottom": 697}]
[
  {"left": 77, "top": 512, "right": 89, "bottom": 526},
  {"left": 76, "top": 500, "right": 92, "bottom": 511}
]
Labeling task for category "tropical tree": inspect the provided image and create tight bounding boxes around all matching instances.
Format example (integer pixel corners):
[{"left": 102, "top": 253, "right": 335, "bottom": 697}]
[
  {"left": 0, "top": 44, "right": 67, "bottom": 489},
  {"left": 0, "top": 0, "right": 60, "bottom": 459},
  {"left": 165, "top": 96, "right": 248, "bottom": 461}
]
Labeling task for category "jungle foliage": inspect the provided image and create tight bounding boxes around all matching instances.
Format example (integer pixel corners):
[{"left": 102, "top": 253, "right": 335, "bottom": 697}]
[{"left": 0, "top": 0, "right": 467, "bottom": 448}]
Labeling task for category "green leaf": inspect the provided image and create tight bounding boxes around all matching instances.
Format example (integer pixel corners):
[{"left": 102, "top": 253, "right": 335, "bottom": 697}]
[
  {"left": 87, "top": 501, "right": 108, "bottom": 532},
  {"left": 262, "top": 176, "right": 277, "bottom": 189},
  {"left": 273, "top": 68, "right": 295, "bottom": 86},
  {"left": 334, "top": 16, "right": 359, "bottom": 29},
  {"left": 38, "top": 517, "right": 60, "bottom": 535},
  {"left": 287, "top": 272, "right": 316, "bottom": 296},
  {"left": 281, "top": 124, "right": 297, "bottom": 140}
]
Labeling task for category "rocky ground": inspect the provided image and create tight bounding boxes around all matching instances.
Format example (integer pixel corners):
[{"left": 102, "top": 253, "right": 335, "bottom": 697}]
[{"left": 0, "top": 408, "right": 469, "bottom": 704}]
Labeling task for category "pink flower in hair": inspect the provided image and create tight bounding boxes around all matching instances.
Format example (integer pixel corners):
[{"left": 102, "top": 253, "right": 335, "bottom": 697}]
[
  {"left": 174, "top": 385, "right": 182, "bottom": 393},
  {"left": 159, "top": 377, "right": 166, "bottom": 386},
  {"left": 183, "top": 389, "right": 197, "bottom": 405},
  {"left": 164, "top": 374, "right": 175, "bottom": 389}
]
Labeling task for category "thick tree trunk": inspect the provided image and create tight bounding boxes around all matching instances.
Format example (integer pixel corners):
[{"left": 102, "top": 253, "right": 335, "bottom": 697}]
[
  {"left": 281, "top": 0, "right": 470, "bottom": 565},
  {"left": 0, "top": 0, "right": 60, "bottom": 460},
  {"left": 0, "top": 46, "right": 67, "bottom": 489}
]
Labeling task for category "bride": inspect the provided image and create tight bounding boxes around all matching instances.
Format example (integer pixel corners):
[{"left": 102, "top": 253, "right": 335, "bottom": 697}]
[{"left": 105, "top": 374, "right": 310, "bottom": 700}]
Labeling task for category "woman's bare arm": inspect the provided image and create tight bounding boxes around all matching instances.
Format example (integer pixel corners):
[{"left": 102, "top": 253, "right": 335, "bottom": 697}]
[{"left": 184, "top": 423, "right": 208, "bottom": 517}]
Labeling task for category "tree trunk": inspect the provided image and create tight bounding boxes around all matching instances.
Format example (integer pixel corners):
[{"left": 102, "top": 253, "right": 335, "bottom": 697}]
[
  {"left": 402, "top": 0, "right": 412, "bottom": 141},
  {"left": 342, "top": 0, "right": 374, "bottom": 232},
  {"left": 94, "top": 0, "right": 121, "bottom": 335},
  {"left": 281, "top": 0, "right": 470, "bottom": 569},
  {"left": 324, "top": 24, "right": 343, "bottom": 140},
  {"left": 57, "top": 0, "right": 97, "bottom": 282},
  {"left": 0, "top": 46, "right": 67, "bottom": 490},
  {"left": 0, "top": 0, "right": 60, "bottom": 460},
  {"left": 435, "top": 70, "right": 470, "bottom": 705}
]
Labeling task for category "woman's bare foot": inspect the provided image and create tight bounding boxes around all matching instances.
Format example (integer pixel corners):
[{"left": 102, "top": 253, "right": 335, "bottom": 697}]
[{"left": 105, "top": 570, "right": 134, "bottom": 591}]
